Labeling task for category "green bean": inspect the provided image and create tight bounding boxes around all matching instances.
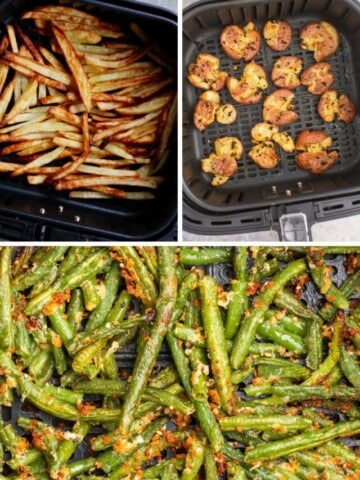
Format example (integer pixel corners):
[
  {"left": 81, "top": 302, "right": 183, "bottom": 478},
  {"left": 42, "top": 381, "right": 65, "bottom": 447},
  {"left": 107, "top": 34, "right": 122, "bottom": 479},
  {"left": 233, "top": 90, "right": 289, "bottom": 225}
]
[
  {"left": 225, "top": 246, "right": 248, "bottom": 340},
  {"left": 181, "top": 437, "right": 205, "bottom": 480},
  {"left": 305, "top": 316, "right": 323, "bottom": 370},
  {"left": 57, "top": 246, "right": 91, "bottom": 276},
  {"left": 25, "top": 249, "right": 112, "bottom": 316},
  {"left": 220, "top": 414, "right": 312, "bottom": 432},
  {"left": 81, "top": 276, "right": 102, "bottom": 312},
  {"left": 105, "top": 289, "right": 132, "bottom": 325},
  {"left": 162, "top": 462, "right": 180, "bottom": 480},
  {"left": 256, "top": 321, "right": 306, "bottom": 354},
  {"left": 319, "top": 439, "right": 360, "bottom": 470},
  {"left": 136, "top": 246, "right": 159, "bottom": 279},
  {"left": 340, "top": 345, "right": 360, "bottom": 387},
  {"left": 309, "top": 265, "right": 349, "bottom": 309},
  {"left": 118, "top": 247, "right": 177, "bottom": 434},
  {"left": 254, "top": 357, "right": 310, "bottom": 380},
  {"left": 49, "top": 330, "right": 67, "bottom": 375},
  {"left": 28, "top": 347, "right": 54, "bottom": 385},
  {"left": 273, "top": 289, "right": 321, "bottom": 323},
  {"left": 17, "top": 417, "right": 59, "bottom": 463},
  {"left": 13, "top": 317, "right": 33, "bottom": 364},
  {"left": 244, "top": 419, "right": 360, "bottom": 463},
  {"left": 302, "top": 312, "right": 343, "bottom": 385},
  {"left": 12, "top": 246, "right": 68, "bottom": 292},
  {"left": 0, "top": 247, "right": 13, "bottom": 351},
  {"left": 85, "top": 262, "right": 121, "bottom": 332},
  {"left": 199, "top": 275, "right": 235, "bottom": 415},
  {"left": 231, "top": 259, "right": 307, "bottom": 368},
  {"left": 231, "top": 368, "right": 253, "bottom": 385},
  {"left": 259, "top": 384, "right": 360, "bottom": 403},
  {"left": 11, "top": 246, "right": 34, "bottom": 276},
  {"left": 319, "top": 269, "right": 360, "bottom": 321},
  {"left": 112, "top": 246, "right": 158, "bottom": 308},
  {"left": 179, "top": 247, "right": 232, "bottom": 266},
  {"left": 203, "top": 445, "right": 218, "bottom": 480},
  {"left": 29, "top": 264, "right": 58, "bottom": 298},
  {"left": 144, "top": 386, "right": 194, "bottom": 415}
]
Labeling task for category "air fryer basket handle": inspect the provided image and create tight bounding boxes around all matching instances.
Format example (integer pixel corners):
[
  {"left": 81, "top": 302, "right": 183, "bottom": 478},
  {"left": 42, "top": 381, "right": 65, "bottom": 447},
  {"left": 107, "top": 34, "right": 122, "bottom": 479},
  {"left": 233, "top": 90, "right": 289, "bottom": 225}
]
[{"left": 278, "top": 212, "right": 312, "bottom": 241}]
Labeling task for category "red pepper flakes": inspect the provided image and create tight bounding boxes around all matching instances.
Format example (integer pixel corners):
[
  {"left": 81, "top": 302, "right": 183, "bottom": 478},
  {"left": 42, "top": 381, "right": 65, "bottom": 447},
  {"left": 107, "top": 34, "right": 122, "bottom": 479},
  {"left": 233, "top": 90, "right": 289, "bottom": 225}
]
[{"left": 43, "top": 290, "right": 70, "bottom": 316}]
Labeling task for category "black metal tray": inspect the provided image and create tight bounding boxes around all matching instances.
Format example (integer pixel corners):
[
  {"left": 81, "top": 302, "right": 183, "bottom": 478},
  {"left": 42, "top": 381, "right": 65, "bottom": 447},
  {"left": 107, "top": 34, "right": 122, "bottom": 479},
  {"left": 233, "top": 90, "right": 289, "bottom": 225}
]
[
  {"left": 183, "top": 0, "right": 360, "bottom": 233},
  {"left": 0, "top": 0, "right": 177, "bottom": 241}
]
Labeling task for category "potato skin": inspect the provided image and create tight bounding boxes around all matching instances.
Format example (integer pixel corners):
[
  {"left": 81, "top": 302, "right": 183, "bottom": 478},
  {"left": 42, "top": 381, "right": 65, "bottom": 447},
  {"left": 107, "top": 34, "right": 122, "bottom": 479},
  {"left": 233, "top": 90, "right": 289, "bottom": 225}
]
[
  {"left": 215, "top": 104, "right": 237, "bottom": 124},
  {"left": 300, "top": 21, "right": 340, "bottom": 62},
  {"left": 214, "top": 136, "right": 243, "bottom": 160},
  {"left": 300, "top": 62, "right": 334, "bottom": 95},
  {"left": 263, "top": 19, "right": 292, "bottom": 51},
  {"left": 295, "top": 129, "right": 330, "bottom": 150},
  {"left": 220, "top": 22, "right": 261, "bottom": 61},
  {"left": 251, "top": 122, "right": 279, "bottom": 143},
  {"left": 296, "top": 151, "right": 339, "bottom": 174}
]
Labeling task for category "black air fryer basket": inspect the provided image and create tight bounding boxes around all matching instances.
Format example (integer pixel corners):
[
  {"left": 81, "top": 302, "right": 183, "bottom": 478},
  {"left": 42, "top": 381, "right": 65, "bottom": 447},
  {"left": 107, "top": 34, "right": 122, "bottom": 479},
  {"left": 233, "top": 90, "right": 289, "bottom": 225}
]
[
  {"left": 183, "top": 0, "right": 360, "bottom": 239},
  {"left": 0, "top": 0, "right": 177, "bottom": 241}
]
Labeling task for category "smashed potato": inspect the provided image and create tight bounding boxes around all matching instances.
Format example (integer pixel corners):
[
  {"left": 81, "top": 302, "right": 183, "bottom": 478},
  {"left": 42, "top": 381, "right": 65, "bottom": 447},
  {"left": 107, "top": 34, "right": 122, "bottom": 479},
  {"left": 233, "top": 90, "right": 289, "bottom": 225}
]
[
  {"left": 300, "top": 21, "right": 340, "bottom": 62},
  {"left": 263, "top": 88, "right": 298, "bottom": 126},
  {"left": 214, "top": 136, "right": 243, "bottom": 159},
  {"left": 272, "top": 131, "right": 295, "bottom": 153},
  {"left": 220, "top": 22, "right": 261, "bottom": 61},
  {"left": 296, "top": 151, "right": 339, "bottom": 174},
  {"left": 300, "top": 62, "right": 334, "bottom": 95},
  {"left": 215, "top": 104, "right": 237, "bottom": 124},
  {"left": 318, "top": 90, "right": 356, "bottom": 124},
  {"left": 201, "top": 153, "right": 238, "bottom": 186},
  {"left": 193, "top": 90, "right": 220, "bottom": 131},
  {"left": 249, "top": 141, "right": 279, "bottom": 169},
  {"left": 295, "top": 129, "right": 339, "bottom": 174},
  {"left": 271, "top": 56, "right": 302, "bottom": 90},
  {"left": 251, "top": 122, "right": 279, "bottom": 143},
  {"left": 227, "top": 61, "right": 267, "bottom": 105},
  {"left": 187, "top": 53, "right": 228, "bottom": 91},
  {"left": 263, "top": 19, "right": 292, "bottom": 51}
]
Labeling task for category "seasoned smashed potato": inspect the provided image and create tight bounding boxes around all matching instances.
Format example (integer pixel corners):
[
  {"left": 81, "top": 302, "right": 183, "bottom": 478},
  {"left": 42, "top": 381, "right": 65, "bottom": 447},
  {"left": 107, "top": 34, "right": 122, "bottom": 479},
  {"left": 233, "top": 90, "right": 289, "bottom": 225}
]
[
  {"left": 215, "top": 104, "right": 237, "bottom": 124},
  {"left": 201, "top": 153, "right": 238, "bottom": 186},
  {"left": 318, "top": 90, "right": 356, "bottom": 124},
  {"left": 227, "top": 61, "right": 268, "bottom": 104},
  {"left": 187, "top": 53, "right": 228, "bottom": 91},
  {"left": 263, "top": 88, "right": 298, "bottom": 125},
  {"left": 300, "top": 21, "right": 340, "bottom": 62},
  {"left": 300, "top": 62, "right": 334, "bottom": 95},
  {"left": 263, "top": 19, "right": 292, "bottom": 51},
  {"left": 249, "top": 141, "right": 279, "bottom": 169},
  {"left": 251, "top": 122, "right": 279, "bottom": 143},
  {"left": 193, "top": 91, "right": 220, "bottom": 131},
  {"left": 220, "top": 22, "right": 261, "bottom": 61},
  {"left": 295, "top": 129, "right": 339, "bottom": 174},
  {"left": 214, "top": 136, "right": 243, "bottom": 159},
  {"left": 272, "top": 131, "right": 295, "bottom": 153},
  {"left": 271, "top": 56, "right": 302, "bottom": 90}
]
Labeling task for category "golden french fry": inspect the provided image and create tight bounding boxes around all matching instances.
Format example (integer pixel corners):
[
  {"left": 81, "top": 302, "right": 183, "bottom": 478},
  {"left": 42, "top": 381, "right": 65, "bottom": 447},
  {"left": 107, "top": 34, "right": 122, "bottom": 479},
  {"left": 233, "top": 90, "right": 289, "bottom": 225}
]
[
  {"left": 48, "top": 106, "right": 82, "bottom": 127},
  {"left": 155, "top": 93, "right": 177, "bottom": 161},
  {"left": 39, "top": 46, "right": 67, "bottom": 71},
  {"left": 12, "top": 146, "right": 66, "bottom": 176},
  {"left": 0, "top": 77, "right": 16, "bottom": 122},
  {"left": 93, "top": 111, "right": 160, "bottom": 142},
  {"left": 2, "top": 51, "right": 71, "bottom": 85},
  {"left": 6, "top": 24, "right": 18, "bottom": 53},
  {"left": 0, "top": 139, "right": 53, "bottom": 155},
  {"left": 0, "top": 78, "right": 38, "bottom": 126},
  {"left": 70, "top": 186, "right": 155, "bottom": 200},
  {"left": 116, "top": 93, "right": 173, "bottom": 115},
  {"left": 55, "top": 174, "right": 162, "bottom": 190},
  {"left": 85, "top": 156, "right": 150, "bottom": 167},
  {"left": 51, "top": 25, "right": 91, "bottom": 111}
]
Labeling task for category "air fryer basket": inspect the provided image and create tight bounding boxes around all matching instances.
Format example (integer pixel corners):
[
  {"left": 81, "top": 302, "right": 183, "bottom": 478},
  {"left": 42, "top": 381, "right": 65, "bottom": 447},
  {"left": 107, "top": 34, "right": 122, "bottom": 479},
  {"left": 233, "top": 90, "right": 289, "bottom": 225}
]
[
  {"left": 0, "top": 0, "right": 177, "bottom": 241},
  {"left": 183, "top": 0, "right": 360, "bottom": 230}
]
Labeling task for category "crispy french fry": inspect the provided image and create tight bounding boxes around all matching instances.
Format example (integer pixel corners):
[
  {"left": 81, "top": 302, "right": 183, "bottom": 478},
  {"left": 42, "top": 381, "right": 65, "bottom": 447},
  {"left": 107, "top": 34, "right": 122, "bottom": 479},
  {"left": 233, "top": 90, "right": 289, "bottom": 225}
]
[
  {"left": 155, "top": 93, "right": 177, "bottom": 161},
  {"left": 55, "top": 174, "right": 162, "bottom": 190},
  {"left": 0, "top": 78, "right": 38, "bottom": 126},
  {"left": 51, "top": 24, "right": 91, "bottom": 111},
  {"left": 0, "top": 77, "right": 16, "bottom": 122},
  {"left": 70, "top": 187, "right": 155, "bottom": 200},
  {"left": 12, "top": 146, "right": 66, "bottom": 176}
]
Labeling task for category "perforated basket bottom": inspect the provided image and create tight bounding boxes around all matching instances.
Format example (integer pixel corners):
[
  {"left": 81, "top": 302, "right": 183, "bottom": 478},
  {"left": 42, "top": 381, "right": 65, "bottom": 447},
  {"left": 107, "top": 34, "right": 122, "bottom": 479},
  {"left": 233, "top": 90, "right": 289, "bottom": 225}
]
[{"left": 183, "top": 8, "right": 360, "bottom": 209}]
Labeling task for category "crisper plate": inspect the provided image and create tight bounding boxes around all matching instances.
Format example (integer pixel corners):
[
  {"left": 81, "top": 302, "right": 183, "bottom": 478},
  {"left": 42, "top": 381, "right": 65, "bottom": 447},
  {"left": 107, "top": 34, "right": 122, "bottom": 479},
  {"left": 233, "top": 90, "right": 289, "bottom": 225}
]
[
  {"left": 183, "top": 0, "right": 360, "bottom": 213},
  {"left": 0, "top": 0, "right": 177, "bottom": 240}
]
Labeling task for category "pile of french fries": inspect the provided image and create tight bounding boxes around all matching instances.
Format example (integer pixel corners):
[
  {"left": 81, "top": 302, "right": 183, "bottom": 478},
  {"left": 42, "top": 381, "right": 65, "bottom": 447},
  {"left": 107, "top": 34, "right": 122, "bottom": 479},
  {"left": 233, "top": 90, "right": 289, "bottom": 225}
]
[{"left": 0, "top": 3, "right": 177, "bottom": 200}]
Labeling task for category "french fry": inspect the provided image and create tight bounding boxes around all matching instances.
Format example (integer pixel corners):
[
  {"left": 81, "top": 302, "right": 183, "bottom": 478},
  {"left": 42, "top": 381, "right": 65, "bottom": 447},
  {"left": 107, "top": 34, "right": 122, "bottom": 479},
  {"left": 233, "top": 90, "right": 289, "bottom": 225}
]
[
  {"left": 0, "top": 77, "right": 16, "bottom": 122},
  {"left": 51, "top": 24, "right": 91, "bottom": 111},
  {"left": 155, "top": 93, "right": 177, "bottom": 162},
  {"left": 11, "top": 146, "right": 66, "bottom": 176},
  {"left": 55, "top": 174, "right": 162, "bottom": 190},
  {"left": 70, "top": 187, "right": 155, "bottom": 200},
  {"left": 0, "top": 78, "right": 38, "bottom": 126}
]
